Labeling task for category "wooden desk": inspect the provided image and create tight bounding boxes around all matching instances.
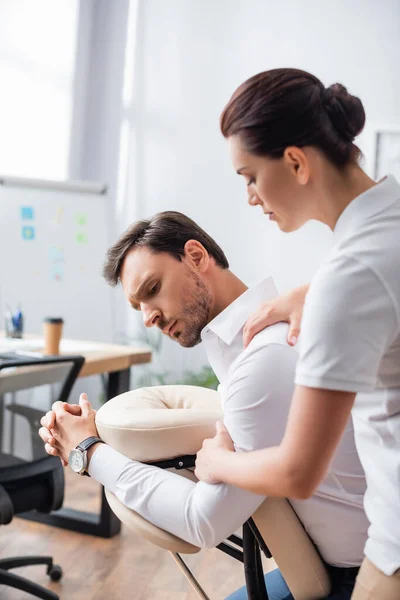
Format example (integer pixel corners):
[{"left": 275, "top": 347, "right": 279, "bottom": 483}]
[{"left": 0, "top": 335, "right": 152, "bottom": 538}]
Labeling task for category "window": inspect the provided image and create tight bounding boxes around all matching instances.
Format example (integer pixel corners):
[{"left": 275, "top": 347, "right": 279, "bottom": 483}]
[{"left": 0, "top": 0, "right": 78, "bottom": 179}]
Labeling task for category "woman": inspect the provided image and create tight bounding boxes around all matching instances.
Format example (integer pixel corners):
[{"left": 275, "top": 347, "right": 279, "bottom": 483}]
[{"left": 195, "top": 68, "right": 400, "bottom": 599}]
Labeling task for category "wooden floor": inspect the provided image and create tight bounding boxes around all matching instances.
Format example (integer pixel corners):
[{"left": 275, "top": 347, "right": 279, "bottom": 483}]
[{"left": 0, "top": 470, "right": 275, "bottom": 599}]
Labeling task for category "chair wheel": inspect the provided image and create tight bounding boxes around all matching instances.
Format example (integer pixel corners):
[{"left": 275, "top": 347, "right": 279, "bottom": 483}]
[{"left": 47, "top": 564, "right": 63, "bottom": 582}]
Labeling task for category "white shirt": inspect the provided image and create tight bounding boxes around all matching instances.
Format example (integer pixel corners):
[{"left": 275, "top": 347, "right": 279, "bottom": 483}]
[
  {"left": 296, "top": 175, "right": 400, "bottom": 575},
  {"left": 89, "top": 278, "right": 368, "bottom": 565}
]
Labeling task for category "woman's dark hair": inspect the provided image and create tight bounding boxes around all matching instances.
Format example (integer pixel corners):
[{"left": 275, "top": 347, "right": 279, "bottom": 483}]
[
  {"left": 103, "top": 211, "right": 229, "bottom": 286},
  {"left": 220, "top": 68, "right": 365, "bottom": 167}
]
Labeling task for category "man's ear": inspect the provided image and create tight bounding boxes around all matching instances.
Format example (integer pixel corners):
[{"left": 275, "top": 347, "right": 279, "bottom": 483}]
[
  {"left": 283, "top": 146, "right": 310, "bottom": 185},
  {"left": 184, "top": 240, "right": 209, "bottom": 272}
]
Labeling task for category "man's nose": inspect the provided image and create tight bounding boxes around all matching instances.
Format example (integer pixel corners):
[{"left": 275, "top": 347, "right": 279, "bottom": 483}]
[{"left": 142, "top": 306, "right": 161, "bottom": 328}]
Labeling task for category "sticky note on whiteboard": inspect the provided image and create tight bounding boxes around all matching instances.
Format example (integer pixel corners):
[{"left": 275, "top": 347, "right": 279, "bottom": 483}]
[
  {"left": 21, "top": 206, "right": 34, "bottom": 220},
  {"left": 22, "top": 226, "right": 35, "bottom": 240},
  {"left": 49, "top": 246, "right": 64, "bottom": 261},
  {"left": 75, "top": 213, "right": 87, "bottom": 226},
  {"left": 76, "top": 232, "right": 88, "bottom": 244}
]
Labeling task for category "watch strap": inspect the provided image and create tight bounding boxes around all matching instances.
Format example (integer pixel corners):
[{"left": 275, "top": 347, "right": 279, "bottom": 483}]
[{"left": 77, "top": 436, "right": 103, "bottom": 452}]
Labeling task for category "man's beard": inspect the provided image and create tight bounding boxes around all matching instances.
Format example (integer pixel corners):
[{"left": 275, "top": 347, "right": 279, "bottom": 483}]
[{"left": 173, "top": 270, "right": 212, "bottom": 348}]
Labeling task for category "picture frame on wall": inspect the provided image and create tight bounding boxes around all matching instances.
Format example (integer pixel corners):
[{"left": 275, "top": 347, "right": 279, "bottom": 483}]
[{"left": 373, "top": 127, "right": 400, "bottom": 181}]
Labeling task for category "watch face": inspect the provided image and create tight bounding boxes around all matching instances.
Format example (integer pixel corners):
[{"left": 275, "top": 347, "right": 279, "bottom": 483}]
[{"left": 69, "top": 449, "right": 84, "bottom": 473}]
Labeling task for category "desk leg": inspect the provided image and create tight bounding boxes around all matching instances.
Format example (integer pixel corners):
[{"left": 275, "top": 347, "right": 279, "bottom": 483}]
[
  {"left": 20, "top": 368, "right": 131, "bottom": 538},
  {"left": 107, "top": 367, "right": 131, "bottom": 400},
  {"left": 0, "top": 395, "right": 4, "bottom": 454}
]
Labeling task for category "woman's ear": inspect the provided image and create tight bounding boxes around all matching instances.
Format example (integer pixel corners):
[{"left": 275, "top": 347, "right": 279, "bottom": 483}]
[
  {"left": 184, "top": 240, "right": 209, "bottom": 272},
  {"left": 283, "top": 146, "right": 310, "bottom": 185}
]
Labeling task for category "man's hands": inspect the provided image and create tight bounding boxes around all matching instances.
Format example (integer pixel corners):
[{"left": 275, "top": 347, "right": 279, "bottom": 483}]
[
  {"left": 38, "top": 393, "right": 98, "bottom": 466},
  {"left": 243, "top": 284, "right": 310, "bottom": 348},
  {"left": 195, "top": 421, "right": 235, "bottom": 484}
]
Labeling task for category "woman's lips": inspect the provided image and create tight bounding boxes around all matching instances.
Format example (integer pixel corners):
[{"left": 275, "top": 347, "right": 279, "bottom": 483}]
[{"left": 264, "top": 211, "right": 275, "bottom": 220}]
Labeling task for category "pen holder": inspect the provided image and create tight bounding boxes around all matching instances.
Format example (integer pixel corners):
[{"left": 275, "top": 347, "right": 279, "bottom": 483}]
[{"left": 5, "top": 311, "right": 24, "bottom": 338}]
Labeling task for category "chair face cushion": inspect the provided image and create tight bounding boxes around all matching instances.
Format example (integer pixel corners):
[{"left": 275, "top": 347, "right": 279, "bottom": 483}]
[{"left": 96, "top": 385, "right": 222, "bottom": 462}]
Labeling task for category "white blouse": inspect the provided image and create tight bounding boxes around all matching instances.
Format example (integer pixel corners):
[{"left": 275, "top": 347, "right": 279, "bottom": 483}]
[{"left": 296, "top": 175, "right": 400, "bottom": 575}]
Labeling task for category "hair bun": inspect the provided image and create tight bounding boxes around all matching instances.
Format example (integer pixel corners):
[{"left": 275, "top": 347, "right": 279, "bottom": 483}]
[{"left": 324, "top": 83, "right": 365, "bottom": 142}]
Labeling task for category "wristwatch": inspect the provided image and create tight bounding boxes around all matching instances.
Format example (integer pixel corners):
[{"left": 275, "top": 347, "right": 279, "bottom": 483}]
[{"left": 68, "top": 436, "right": 103, "bottom": 476}]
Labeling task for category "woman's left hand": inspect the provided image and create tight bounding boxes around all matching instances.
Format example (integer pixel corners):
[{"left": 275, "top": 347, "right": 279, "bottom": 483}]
[
  {"left": 243, "top": 284, "right": 309, "bottom": 348},
  {"left": 195, "top": 421, "right": 235, "bottom": 484}
]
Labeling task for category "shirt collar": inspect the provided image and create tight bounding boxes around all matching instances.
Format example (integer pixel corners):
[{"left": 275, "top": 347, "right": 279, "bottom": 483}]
[
  {"left": 334, "top": 174, "right": 400, "bottom": 243},
  {"left": 202, "top": 277, "right": 278, "bottom": 346}
]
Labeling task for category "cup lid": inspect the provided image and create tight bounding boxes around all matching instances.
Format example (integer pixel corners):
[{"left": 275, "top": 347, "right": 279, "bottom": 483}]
[{"left": 44, "top": 317, "right": 64, "bottom": 324}]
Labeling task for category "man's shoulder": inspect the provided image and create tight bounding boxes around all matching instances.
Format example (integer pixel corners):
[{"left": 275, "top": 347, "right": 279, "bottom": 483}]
[
  {"left": 218, "top": 323, "right": 298, "bottom": 403},
  {"left": 246, "top": 321, "right": 292, "bottom": 351},
  {"left": 229, "top": 322, "right": 298, "bottom": 379}
]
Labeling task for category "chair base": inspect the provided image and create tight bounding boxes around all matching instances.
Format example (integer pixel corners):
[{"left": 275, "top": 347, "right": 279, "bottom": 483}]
[{"left": 0, "top": 555, "right": 62, "bottom": 600}]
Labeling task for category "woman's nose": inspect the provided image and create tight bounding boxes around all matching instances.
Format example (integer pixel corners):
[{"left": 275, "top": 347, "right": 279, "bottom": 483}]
[{"left": 248, "top": 192, "right": 260, "bottom": 207}]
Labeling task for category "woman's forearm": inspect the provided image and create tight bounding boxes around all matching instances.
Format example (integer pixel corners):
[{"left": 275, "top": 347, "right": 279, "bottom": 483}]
[
  {"left": 211, "top": 445, "right": 310, "bottom": 498},
  {"left": 200, "top": 386, "right": 355, "bottom": 498}
]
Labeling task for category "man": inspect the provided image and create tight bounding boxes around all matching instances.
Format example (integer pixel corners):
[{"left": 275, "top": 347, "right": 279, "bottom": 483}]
[{"left": 39, "top": 211, "right": 368, "bottom": 600}]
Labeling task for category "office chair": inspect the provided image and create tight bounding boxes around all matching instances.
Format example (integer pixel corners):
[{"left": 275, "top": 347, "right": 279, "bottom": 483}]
[
  {"left": 0, "top": 353, "right": 84, "bottom": 600},
  {"left": 96, "top": 385, "right": 332, "bottom": 600}
]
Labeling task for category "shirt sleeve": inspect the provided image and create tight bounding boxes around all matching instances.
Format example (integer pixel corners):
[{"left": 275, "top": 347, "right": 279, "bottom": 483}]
[
  {"left": 295, "top": 254, "right": 399, "bottom": 392},
  {"left": 88, "top": 340, "right": 298, "bottom": 548}
]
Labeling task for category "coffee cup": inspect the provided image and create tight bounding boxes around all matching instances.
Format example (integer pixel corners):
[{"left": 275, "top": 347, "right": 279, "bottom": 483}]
[{"left": 43, "top": 317, "right": 64, "bottom": 355}]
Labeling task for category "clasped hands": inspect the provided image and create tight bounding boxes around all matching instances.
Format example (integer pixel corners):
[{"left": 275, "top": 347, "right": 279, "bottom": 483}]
[{"left": 38, "top": 393, "right": 98, "bottom": 466}]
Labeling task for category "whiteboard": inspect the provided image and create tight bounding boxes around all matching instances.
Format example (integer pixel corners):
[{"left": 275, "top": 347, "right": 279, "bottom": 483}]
[{"left": 0, "top": 176, "right": 114, "bottom": 343}]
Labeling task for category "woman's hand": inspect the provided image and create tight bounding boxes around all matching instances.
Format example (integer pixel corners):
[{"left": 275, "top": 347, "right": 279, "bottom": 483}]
[
  {"left": 195, "top": 422, "right": 235, "bottom": 484},
  {"left": 243, "top": 284, "right": 310, "bottom": 348}
]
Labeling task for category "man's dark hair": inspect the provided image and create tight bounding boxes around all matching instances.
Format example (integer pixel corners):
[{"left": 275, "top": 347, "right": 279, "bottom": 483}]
[{"left": 103, "top": 211, "right": 229, "bottom": 286}]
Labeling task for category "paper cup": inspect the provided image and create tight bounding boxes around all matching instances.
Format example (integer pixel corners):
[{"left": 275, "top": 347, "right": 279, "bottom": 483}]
[{"left": 43, "top": 317, "right": 64, "bottom": 355}]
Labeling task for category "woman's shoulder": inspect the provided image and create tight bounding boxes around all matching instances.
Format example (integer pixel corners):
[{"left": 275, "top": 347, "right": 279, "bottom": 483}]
[
  {"left": 320, "top": 225, "right": 400, "bottom": 320},
  {"left": 306, "top": 249, "right": 399, "bottom": 339}
]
